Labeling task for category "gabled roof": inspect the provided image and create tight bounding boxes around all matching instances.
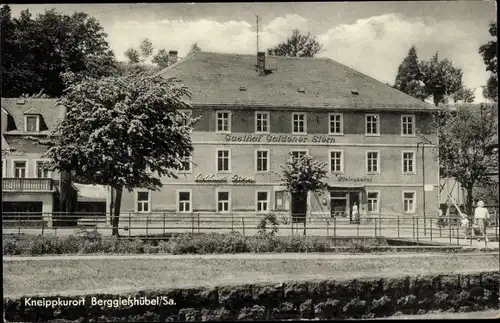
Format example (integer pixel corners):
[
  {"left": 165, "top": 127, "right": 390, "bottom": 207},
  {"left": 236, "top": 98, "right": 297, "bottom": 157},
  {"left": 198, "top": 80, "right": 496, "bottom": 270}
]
[
  {"left": 157, "top": 51, "right": 436, "bottom": 111},
  {"left": 1, "top": 98, "right": 62, "bottom": 134}
]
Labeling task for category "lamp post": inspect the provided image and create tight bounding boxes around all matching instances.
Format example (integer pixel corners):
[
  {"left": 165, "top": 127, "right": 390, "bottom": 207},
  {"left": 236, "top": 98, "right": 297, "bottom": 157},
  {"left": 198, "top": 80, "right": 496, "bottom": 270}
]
[{"left": 417, "top": 142, "right": 426, "bottom": 235}]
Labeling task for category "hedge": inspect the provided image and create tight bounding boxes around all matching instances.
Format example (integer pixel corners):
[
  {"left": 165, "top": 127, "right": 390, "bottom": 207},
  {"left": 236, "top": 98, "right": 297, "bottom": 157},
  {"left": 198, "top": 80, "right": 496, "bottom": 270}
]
[{"left": 2, "top": 230, "right": 391, "bottom": 256}]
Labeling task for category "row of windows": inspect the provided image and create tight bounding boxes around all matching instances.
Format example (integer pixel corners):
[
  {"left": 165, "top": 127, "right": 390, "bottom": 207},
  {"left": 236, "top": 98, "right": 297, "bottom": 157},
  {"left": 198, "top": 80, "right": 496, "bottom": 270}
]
[
  {"left": 205, "top": 110, "right": 417, "bottom": 136},
  {"left": 179, "top": 149, "right": 418, "bottom": 175},
  {"left": 1, "top": 160, "right": 51, "bottom": 178},
  {"left": 366, "top": 191, "right": 416, "bottom": 214},
  {"left": 136, "top": 189, "right": 272, "bottom": 213},
  {"left": 134, "top": 190, "right": 417, "bottom": 214}
]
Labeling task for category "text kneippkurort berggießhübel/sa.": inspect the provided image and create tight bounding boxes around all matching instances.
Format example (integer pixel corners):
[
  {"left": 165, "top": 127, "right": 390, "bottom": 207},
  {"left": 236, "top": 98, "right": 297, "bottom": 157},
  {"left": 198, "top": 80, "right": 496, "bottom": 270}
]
[{"left": 23, "top": 296, "right": 176, "bottom": 308}]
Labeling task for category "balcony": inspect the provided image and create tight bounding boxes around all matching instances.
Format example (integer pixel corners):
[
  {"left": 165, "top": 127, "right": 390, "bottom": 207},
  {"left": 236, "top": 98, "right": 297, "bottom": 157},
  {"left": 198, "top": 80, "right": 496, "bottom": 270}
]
[{"left": 2, "top": 178, "right": 54, "bottom": 192}]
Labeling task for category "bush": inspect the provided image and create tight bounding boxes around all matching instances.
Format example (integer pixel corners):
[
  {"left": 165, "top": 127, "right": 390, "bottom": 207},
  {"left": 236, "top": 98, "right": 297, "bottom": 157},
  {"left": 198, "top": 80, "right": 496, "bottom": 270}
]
[
  {"left": 3, "top": 236, "right": 22, "bottom": 255},
  {"left": 28, "top": 235, "right": 65, "bottom": 255},
  {"left": 166, "top": 233, "right": 247, "bottom": 254},
  {"left": 245, "top": 236, "right": 331, "bottom": 253},
  {"left": 257, "top": 212, "right": 280, "bottom": 237},
  {"left": 59, "top": 235, "right": 82, "bottom": 254}
]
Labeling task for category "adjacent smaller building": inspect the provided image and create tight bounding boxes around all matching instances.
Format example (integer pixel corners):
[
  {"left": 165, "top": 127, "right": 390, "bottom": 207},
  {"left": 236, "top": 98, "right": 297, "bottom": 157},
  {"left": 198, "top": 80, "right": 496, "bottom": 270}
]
[{"left": 1, "top": 98, "right": 108, "bottom": 226}]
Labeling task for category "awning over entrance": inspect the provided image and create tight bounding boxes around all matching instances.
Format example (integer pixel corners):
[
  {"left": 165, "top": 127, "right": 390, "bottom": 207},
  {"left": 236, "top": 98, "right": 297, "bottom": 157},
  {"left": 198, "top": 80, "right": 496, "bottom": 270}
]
[
  {"left": 72, "top": 183, "right": 108, "bottom": 202},
  {"left": 327, "top": 184, "right": 366, "bottom": 190}
]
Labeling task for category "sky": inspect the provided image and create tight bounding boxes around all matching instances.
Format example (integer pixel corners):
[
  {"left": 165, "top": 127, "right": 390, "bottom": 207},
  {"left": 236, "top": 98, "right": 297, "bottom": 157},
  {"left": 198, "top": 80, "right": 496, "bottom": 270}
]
[{"left": 9, "top": 1, "right": 497, "bottom": 103}]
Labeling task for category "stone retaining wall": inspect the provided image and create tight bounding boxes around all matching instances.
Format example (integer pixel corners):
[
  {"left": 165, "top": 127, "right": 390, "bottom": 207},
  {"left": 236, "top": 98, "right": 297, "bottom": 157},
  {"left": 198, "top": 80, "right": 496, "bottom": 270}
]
[{"left": 4, "top": 271, "right": 499, "bottom": 322}]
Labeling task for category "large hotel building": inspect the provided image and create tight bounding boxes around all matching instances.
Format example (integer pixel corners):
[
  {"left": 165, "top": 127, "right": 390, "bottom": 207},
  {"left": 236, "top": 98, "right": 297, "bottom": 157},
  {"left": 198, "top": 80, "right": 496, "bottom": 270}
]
[{"left": 117, "top": 51, "right": 440, "bottom": 219}]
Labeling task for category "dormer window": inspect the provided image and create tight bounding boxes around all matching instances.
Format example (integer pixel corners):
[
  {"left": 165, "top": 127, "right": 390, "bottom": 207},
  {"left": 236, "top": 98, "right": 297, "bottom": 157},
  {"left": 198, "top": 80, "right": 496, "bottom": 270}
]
[{"left": 25, "top": 115, "right": 39, "bottom": 132}]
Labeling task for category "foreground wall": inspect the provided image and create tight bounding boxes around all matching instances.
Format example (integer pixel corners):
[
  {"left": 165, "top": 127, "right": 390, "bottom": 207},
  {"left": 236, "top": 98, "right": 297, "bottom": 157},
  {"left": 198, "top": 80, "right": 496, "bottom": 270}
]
[{"left": 4, "top": 271, "right": 499, "bottom": 322}]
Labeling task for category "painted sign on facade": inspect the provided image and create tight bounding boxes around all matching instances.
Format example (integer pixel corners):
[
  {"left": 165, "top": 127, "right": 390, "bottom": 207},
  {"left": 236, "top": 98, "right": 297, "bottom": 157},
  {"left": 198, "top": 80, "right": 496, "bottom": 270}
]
[
  {"left": 224, "top": 134, "right": 335, "bottom": 144},
  {"left": 195, "top": 174, "right": 255, "bottom": 183},
  {"left": 335, "top": 175, "right": 373, "bottom": 182}
]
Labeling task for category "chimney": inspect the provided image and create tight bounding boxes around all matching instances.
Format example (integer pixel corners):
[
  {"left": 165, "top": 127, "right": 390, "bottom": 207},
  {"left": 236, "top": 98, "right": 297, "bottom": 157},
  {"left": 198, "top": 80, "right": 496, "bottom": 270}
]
[
  {"left": 257, "top": 52, "right": 265, "bottom": 76},
  {"left": 168, "top": 50, "right": 178, "bottom": 65}
]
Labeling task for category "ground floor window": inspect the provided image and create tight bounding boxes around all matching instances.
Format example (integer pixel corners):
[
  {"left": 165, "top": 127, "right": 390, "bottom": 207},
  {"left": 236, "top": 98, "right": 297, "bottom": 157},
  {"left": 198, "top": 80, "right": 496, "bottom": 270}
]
[
  {"left": 136, "top": 191, "right": 150, "bottom": 212},
  {"left": 403, "top": 191, "right": 416, "bottom": 213},
  {"left": 275, "top": 190, "right": 290, "bottom": 210},
  {"left": 178, "top": 190, "right": 192, "bottom": 212},
  {"left": 217, "top": 190, "right": 230, "bottom": 212},
  {"left": 367, "top": 191, "right": 379, "bottom": 213},
  {"left": 256, "top": 191, "right": 269, "bottom": 213}
]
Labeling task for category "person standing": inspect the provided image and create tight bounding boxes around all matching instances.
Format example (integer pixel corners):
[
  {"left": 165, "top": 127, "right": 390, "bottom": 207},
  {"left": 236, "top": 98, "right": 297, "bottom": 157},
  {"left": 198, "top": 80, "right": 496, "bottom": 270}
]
[
  {"left": 352, "top": 202, "right": 359, "bottom": 225},
  {"left": 473, "top": 200, "right": 490, "bottom": 244}
]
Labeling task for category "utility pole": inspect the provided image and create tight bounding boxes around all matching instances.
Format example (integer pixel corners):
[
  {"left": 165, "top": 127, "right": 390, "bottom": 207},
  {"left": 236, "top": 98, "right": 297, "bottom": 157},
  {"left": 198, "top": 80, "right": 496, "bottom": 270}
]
[
  {"left": 417, "top": 142, "right": 426, "bottom": 235},
  {"left": 255, "top": 14, "right": 260, "bottom": 54}
]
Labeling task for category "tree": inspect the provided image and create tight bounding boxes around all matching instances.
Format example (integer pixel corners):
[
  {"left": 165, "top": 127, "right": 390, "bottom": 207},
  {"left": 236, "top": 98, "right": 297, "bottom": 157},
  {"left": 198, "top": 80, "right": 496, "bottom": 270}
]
[
  {"left": 479, "top": 22, "right": 497, "bottom": 102},
  {"left": 152, "top": 49, "right": 170, "bottom": 68},
  {"left": 0, "top": 5, "right": 117, "bottom": 97},
  {"left": 393, "top": 46, "right": 427, "bottom": 101},
  {"left": 39, "top": 72, "right": 197, "bottom": 235},
  {"left": 451, "top": 87, "right": 476, "bottom": 103},
  {"left": 139, "top": 38, "right": 154, "bottom": 61},
  {"left": 189, "top": 42, "right": 201, "bottom": 53},
  {"left": 267, "top": 29, "right": 322, "bottom": 57},
  {"left": 428, "top": 103, "right": 498, "bottom": 217},
  {"left": 419, "top": 52, "right": 464, "bottom": 106},
  {"left": 393, "top": 47, "right": 467, "bottom": 106},
  {"left": 281, "top": 153, "right": 328, "bottom": 234},
  {"left": 124, "top": 48, "right": 140, "bottom": 64}
]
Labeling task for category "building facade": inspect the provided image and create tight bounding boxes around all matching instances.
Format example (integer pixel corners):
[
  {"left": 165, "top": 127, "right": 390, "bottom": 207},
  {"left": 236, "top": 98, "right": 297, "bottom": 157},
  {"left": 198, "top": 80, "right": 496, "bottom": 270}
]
[
  {"left": 1, "top": 98, "right": 107, "bottom": 226},
  {"left": 119, "top": 51, "right": 440, "bottom": 219}
]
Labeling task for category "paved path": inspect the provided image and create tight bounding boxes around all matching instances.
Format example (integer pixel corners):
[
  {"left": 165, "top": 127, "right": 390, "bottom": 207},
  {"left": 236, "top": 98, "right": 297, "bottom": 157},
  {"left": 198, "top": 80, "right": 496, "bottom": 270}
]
[
  {"left": 4, "top": 252, "right": 499, "bottom": 261},
  {"left": 374, "top": 309, "right": 500, "bottom": 320}
]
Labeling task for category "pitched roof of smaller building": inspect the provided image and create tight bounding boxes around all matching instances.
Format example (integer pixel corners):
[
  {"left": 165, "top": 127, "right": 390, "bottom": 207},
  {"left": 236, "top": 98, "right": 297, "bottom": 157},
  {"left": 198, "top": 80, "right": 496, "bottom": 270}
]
[
  {"left": 157, "top": 51, "right": 436, "bottom": 111},
  {"left": 1, "top": 98, "right": 62, "bottom": 134}
]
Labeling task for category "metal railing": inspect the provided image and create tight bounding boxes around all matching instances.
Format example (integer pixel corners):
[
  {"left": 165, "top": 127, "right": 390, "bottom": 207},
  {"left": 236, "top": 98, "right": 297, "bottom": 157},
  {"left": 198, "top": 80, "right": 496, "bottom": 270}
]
[
  {"left": 2, "top": 178, "right": 54, "bottom": 192},
  {"left": 2, "top": 211, "right": 498, "bottom": 246}
]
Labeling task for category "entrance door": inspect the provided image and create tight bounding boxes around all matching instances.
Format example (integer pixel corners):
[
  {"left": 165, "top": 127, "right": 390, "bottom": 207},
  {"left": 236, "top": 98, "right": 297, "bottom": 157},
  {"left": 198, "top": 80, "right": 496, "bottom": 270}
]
[
  {"left": 330, "top": 192, "right": 347, "bottom": 217},
  {"left": 349, "top": 192, "right": 361, "bottom": 222}
]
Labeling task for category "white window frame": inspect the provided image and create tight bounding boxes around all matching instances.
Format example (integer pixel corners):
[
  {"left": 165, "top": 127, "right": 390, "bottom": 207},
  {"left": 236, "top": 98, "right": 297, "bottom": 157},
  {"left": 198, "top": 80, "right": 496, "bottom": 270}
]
[
  {"left": 2, "top": 159, "right": 6, "bottom": 178},
  {"left": 402, "top": 190, "right": 417, "bottom": 214},
  {"left": 215, "top": 148, "right": 231, "bottom": 173},
  {"left": 215, "top": 110, "right": 231, "bottom": 133},
  {"left": 291, "top": 112, "right": 307, "bottom": 135},
  {"left": 365, "top": 150, "right": 380, "bottom": 174},
  {"left": 401, "top": 150, "right": 416, "bottom": 175},
  {"left": 401, "top": 114, "right": 416, "bottom": 137},
  {"left": 177, "top": 189, "right": 193, "bottom": 213},
  {"left": 254, "top": 111, "right": 270, "bottom": 134},
  {"left": 255, "top": 148, "right": 270, "bottom": 173},
  {"left": 176, "top": 109, "right": 193, "bottom": 126},
  {"left": 366, "top": 191, "right": 380, "bottom": 214},
  {"left": 34, "top": 159, "right": 52, "bottom": 178},
  {"left": 178, "top": 154, "right": 193, "bottom": 174},
  {"left": 135, "top": 190, "right": 151, "bottom": 213},
  {"left": 328, "top": 113, "right": 344, "bottom": 135},
  {"left": 256, "top": 190, "right": 270, "bottom": 213},
  {"left": 216, "top": 189, "right": 231, "bottom": 213},
  {"left": 365, "top": 113, "right": 380, "bottom": 136},
  {"left": 328, "top": 149, "right": 344, "bottom": 174},
  {"left": 290, "top": 149, "right": 309, "bottom": 162},
  {"left": 12, "top": 159, "right": 29, "bottom": 178},
  {"left": 24, "top": 115, "right": 40, "bottom": 132}
]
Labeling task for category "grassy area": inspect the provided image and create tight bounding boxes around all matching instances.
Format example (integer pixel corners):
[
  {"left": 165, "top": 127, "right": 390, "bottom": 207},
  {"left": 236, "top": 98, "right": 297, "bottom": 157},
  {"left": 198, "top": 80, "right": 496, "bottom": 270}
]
[{"left": 3, "top": 254, "right": 498, "bottom": 297}]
